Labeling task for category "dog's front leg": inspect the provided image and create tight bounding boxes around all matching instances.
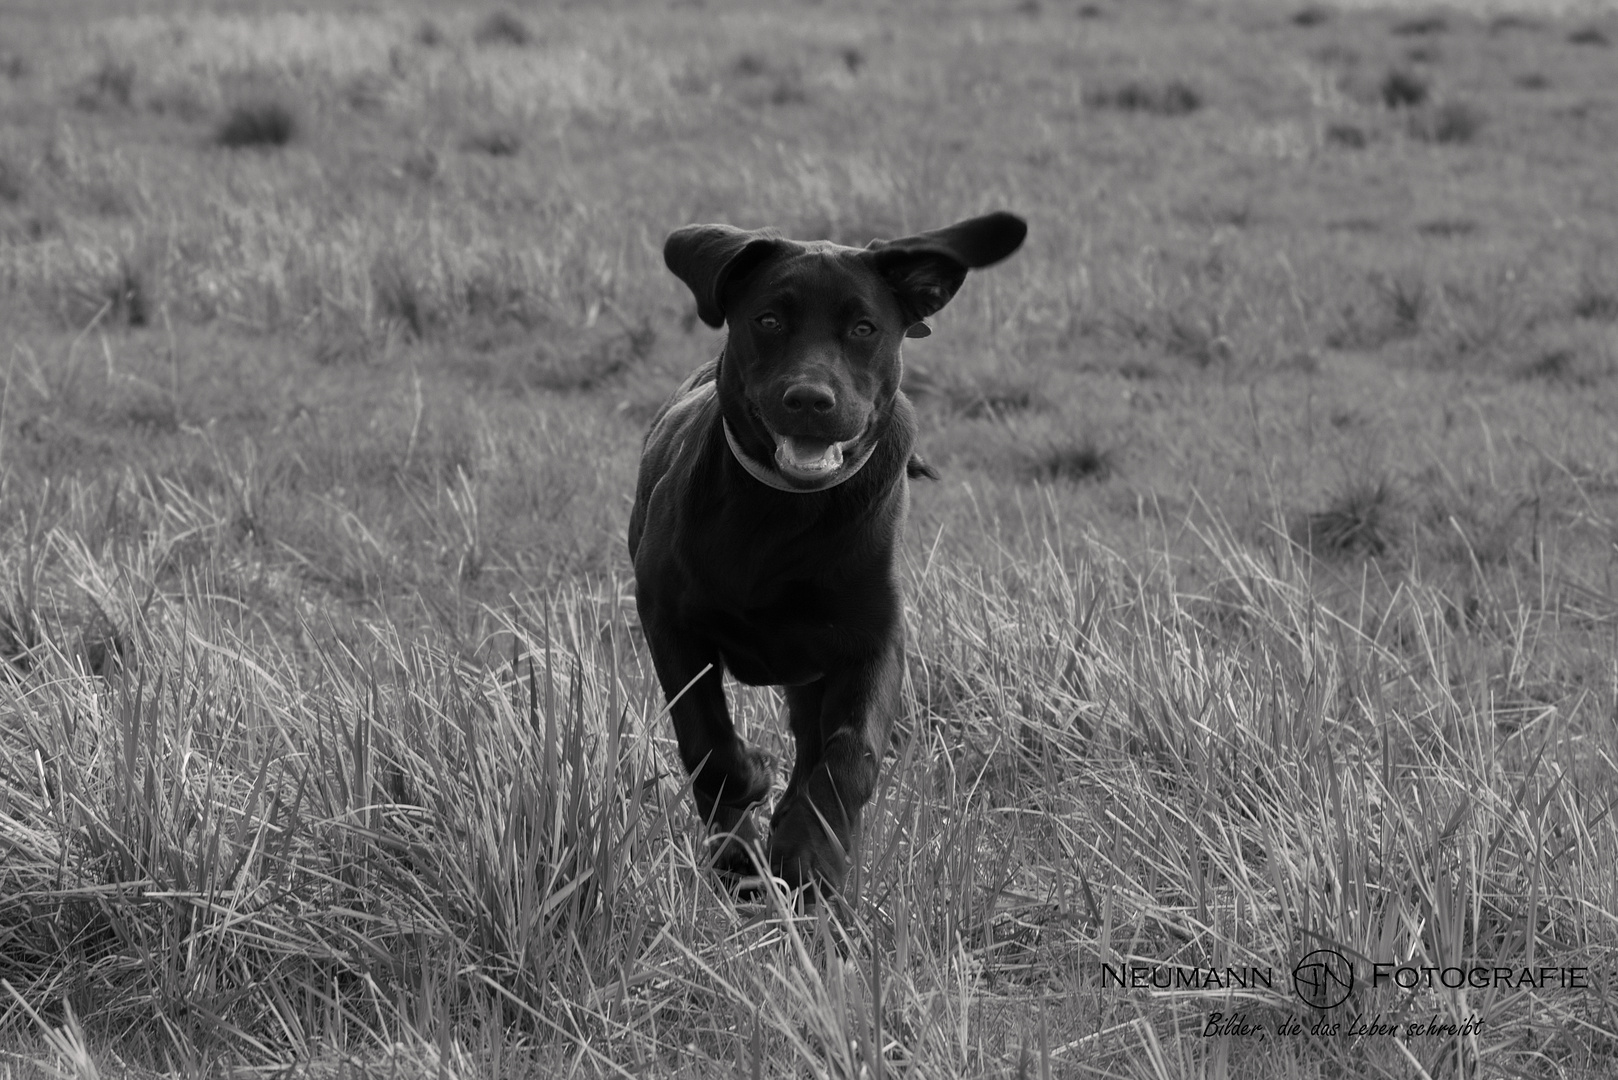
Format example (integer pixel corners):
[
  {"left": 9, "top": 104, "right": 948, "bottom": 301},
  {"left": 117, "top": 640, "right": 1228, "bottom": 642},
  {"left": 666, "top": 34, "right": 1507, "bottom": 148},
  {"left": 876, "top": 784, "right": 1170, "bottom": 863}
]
[
  {"left": 641, "top": 621, "right": 774, "bottom": 875},
  {"left": 768, "top": 636, "right": 903, "bottom": 895}
]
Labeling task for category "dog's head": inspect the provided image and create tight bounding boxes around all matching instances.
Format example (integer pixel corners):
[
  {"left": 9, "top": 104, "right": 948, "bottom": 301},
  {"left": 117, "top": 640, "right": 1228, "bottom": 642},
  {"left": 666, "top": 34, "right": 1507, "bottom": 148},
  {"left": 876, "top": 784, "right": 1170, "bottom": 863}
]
[{"left": 665, "top": 212, "right": 1026, "bottom": 491}]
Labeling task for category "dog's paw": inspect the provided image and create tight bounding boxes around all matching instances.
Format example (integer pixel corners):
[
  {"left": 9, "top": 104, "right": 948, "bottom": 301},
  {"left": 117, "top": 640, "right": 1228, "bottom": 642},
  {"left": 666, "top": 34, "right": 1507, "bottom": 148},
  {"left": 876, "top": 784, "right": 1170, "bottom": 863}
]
[
  {"left": 767, "top": 794, "right": 850, "bottom": 895},
  {"left": 706, "top": 810, "right": 765, "bottom": 879}
]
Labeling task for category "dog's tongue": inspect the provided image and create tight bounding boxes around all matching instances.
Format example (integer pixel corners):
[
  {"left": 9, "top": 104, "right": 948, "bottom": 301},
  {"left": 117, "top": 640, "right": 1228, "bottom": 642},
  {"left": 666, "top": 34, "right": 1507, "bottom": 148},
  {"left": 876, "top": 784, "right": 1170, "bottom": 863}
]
[{"left": 777, "top": 437, "right": 844, "bottom": 474}]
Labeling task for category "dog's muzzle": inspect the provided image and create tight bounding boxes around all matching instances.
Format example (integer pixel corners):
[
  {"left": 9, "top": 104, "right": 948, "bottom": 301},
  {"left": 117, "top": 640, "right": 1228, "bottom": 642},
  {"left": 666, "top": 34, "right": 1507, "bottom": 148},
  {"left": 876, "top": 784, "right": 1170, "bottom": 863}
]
[{"left": 724, "top": 421, "right": 876, "bottom": 493}]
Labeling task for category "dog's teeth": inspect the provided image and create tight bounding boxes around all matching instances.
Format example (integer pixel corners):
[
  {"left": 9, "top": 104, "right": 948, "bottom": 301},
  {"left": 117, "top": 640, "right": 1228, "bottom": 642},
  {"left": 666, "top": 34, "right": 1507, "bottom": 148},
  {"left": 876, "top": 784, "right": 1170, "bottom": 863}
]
[{"left": 780, "top": 438, "right": 843, "bottom": 473}]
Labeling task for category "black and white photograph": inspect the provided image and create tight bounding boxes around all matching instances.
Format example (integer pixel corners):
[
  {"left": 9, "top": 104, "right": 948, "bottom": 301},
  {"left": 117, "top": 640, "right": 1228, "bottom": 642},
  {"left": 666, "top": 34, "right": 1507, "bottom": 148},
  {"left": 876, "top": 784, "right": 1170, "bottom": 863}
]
[{"left": 1, "top": 0, "right": 1616, "bottom": 1075}]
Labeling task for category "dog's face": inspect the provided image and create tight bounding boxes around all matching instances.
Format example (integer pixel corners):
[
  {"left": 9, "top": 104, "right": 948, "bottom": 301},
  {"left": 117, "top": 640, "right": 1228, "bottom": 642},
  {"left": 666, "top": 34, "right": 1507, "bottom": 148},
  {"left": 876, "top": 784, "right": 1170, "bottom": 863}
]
[
  {"left": 665, "top": 212, "right": 1027, "bottom": 490},
  {"left": 719, "top": 245, "right": 905, "bottom": 486}
]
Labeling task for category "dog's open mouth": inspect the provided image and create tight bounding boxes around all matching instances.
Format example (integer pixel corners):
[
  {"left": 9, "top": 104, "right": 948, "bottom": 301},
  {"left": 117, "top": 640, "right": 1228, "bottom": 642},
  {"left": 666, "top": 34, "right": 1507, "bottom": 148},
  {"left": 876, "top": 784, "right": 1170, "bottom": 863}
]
[
  {"left": 728, "top": 408, "right": 875, "bottom": 491},
  {"left": 774, "top": 435, "right": 851, "bottom": 480}
]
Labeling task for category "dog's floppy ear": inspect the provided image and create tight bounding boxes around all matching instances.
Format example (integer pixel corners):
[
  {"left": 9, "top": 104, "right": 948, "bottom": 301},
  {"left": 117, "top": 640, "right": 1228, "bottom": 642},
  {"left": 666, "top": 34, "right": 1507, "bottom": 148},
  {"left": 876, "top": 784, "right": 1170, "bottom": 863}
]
[
  {"left": 867, "top": 211, "right": 1027, "bottom": 326},
  {"left": 664, "top": 225, "right": 788, "bottom": 329}
]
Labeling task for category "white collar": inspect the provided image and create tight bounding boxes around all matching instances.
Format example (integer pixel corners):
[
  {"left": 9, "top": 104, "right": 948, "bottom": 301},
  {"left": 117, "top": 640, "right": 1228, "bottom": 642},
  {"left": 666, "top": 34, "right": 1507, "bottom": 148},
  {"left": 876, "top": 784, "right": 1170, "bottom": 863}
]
[{"left": 722, "top": 420, "right": 877, "bottom": 493}]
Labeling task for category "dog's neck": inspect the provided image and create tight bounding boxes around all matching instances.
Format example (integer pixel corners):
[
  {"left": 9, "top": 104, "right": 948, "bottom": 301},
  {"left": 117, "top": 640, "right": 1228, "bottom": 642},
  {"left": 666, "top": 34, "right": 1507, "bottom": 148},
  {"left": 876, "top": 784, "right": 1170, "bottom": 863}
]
[{"left": 722, "top": 420, "right": 877, "bottom": 494}]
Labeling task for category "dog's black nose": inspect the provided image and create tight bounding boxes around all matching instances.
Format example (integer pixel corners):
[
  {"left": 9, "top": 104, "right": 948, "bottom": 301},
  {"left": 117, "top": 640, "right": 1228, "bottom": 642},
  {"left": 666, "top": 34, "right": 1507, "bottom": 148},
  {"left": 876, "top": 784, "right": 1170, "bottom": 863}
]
[{"left": 782, "top": 382, "right": 836, "bottom": 414}]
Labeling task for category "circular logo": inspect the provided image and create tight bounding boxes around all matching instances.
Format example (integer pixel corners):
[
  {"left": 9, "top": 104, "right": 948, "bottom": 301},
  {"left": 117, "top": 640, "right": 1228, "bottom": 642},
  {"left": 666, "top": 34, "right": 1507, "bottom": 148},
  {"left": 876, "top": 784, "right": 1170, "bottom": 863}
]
[{"left": 1292, "top": 949, "right": 1354, "bottom": 1010}]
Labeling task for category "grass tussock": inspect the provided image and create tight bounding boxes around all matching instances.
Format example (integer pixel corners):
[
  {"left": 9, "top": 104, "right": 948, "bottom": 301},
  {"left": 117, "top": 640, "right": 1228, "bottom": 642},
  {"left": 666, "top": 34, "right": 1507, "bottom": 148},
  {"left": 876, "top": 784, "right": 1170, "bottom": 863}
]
[
  {"left": 473, "top": 10, "right": 533, "bottom": 47},
  {"left": 1086, "top": 78, "right": 1202, "bottom": 116},
  {"left": 0, "top": 153, "right": 26, "bottom": 202},
  {"left": 342, "top": 72, "right": 390, "bottom": 113},
  {"left": 311, "top": 320, "right": 385, "bottom": 367},
  {"left": 1570, "top": 277, "right": 1618, "bottom": 321},
  {"left": 144, "top": 78, "right": 211, "bottom": 121},
  {"left": 1514, "top": 347, "right": 1604, "bottom": 387},
  {"left": 1324, "top": 122, "right": 1366, "bottom": 148},
  {"left": 1516, "top": 348, "right": 1576, "bottom": 382},
  {"left": 1415, "top": 217, "right": 1478, "bottom": 238},
  {"left": 73, "top": 58, "right": 136, "bottom": 111},
  {"left": 1489, "top": 14, "right": 1541, "bottom": 34},
  {"left": 1391, "top": 14, "right": 1448, "bottom": 37},
  {"left": 1365, "top": 270, "right": 1430, "bottom": 330},
  {"left": 400, "top": 145, "right": 440, "bottom": 184},
  {"left": 524, "top": 318, "right": 657, "bottom": 392},
  {"left": 101, "top": 251, "right": 153, "bottom": 327},
  {"left": 1407, "top": 100, "right": 1485, "bottom": 144},
  {"left": 1380, "top": 68, "right": 1429, "bottom": 108},
  {"left": 1294, "top": 475, "right": 1401, "bottom": 558},
  {"left": 725, "top": 52, "right": 811, "bottom": 107},
  {"left": 415, "top": 19, "right": 446, "bottom": 47},
  {"left": 1326, "top": 270, "right": 1429, "bottom": 350},
  {"left": 938, "top": 371, "right": 1048, "bottom": 420},
  {"left": 370, "top": 250, "right": 439, "bottom": 340},
  {"left": 1020, "top": 434, "right": 1118, "bottom": 483},
  {"left": 214, "top": 100, "right": 297, "bottom": 148},
  {"left": 460, "top": 127, "right": 522, "bottom": 157}
]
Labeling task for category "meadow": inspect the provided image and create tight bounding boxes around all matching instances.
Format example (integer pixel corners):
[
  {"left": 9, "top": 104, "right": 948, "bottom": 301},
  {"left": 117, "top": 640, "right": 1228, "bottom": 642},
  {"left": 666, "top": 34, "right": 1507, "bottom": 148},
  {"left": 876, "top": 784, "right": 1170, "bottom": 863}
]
[{"left": 1, "top": 0, "right": 1617, "bottom": 1075}]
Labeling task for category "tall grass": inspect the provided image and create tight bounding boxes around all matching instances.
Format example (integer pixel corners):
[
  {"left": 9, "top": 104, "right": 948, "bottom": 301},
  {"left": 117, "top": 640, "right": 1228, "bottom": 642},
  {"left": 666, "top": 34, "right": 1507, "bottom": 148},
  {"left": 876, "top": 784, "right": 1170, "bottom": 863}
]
[{"left": 1, "top": 469, "right": 1612, "bottom": 1076}]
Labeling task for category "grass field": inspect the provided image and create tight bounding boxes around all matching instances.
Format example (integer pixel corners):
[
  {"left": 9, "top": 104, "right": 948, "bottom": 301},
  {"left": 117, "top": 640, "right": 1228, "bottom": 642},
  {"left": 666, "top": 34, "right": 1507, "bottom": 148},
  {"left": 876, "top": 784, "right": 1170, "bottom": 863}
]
[{"left": 2, "top": 0, "right": 1617, "bottom": 1075}]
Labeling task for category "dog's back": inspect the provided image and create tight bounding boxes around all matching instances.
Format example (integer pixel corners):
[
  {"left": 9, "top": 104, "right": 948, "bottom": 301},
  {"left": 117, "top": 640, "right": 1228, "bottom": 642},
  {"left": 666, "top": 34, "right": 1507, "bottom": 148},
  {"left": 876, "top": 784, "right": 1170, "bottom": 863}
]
[{"left": 627, "top": 359, "right": 720, "bottom": 564}]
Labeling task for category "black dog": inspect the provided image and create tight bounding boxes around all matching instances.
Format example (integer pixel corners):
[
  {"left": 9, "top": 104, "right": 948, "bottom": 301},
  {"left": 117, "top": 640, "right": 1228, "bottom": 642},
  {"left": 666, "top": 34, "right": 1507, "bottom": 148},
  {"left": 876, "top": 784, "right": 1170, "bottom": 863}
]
[{"left": 628, "top": 212, "right": 1026, "bottom": 896}]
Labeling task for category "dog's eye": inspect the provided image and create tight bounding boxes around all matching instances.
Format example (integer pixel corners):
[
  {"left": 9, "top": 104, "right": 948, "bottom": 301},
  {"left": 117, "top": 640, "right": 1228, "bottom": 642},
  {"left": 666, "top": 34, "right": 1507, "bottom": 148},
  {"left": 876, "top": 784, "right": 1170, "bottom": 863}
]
[
  {"left": 756, "top": 313, "right": 782, "bottom": 331},
  {"left": 850, "top": 321, "right": 877, "bottom": 338}
]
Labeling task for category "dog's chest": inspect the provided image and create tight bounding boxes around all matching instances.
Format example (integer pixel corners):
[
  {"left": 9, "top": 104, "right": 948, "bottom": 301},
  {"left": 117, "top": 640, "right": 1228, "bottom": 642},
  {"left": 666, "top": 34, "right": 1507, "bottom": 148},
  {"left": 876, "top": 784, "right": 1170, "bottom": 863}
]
[
  {"left": 710, "top": 610, "right": 828, "bottom": 687},
  {"left": 687, "top": 562, "right": 898, "bottom": 687}
]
